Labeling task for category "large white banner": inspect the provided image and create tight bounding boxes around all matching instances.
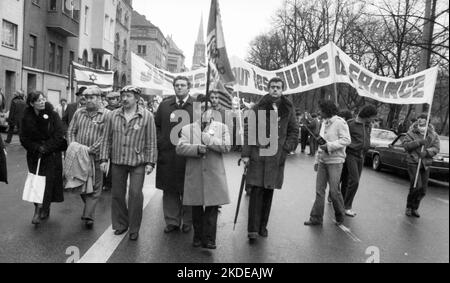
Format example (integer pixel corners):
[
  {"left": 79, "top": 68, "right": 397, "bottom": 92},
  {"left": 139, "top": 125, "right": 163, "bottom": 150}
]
[{"left": 131, "top": 42, "right": 438, "bottom": 105}]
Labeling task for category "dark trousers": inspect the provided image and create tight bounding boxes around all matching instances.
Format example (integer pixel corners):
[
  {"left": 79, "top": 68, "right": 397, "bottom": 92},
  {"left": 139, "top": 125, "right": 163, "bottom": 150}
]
[
  {"left": 163, "top": 190, "right": 192, "bottom": 227},
  {"left": 248, "top": 186, "right": 274, "bottom": 233},
  {"left": 300, "top": 128, "right": 309, "bottom": 152},
  {"left": 111, "top": 164, "right": 146, "bottom": 234},
  {"left": 80, "top": 161, "right": 103, "bottom": 221},
  {"left": 407, "top": 164, "right": 430, "bottom": 210},
  {"left": 309, "top": 138, "right": 318, "bottom": 155},
  {"left": 5, "top": 122, "right": 18, "bottom": 142},
  {"left": 103, "top": 163, "right": 112, "bottom": 189},
  {"left": 192, "top": 206, "right": 219, "bottom": 245},
  {"left": 341, "top": 154, "right": 364, "bottom": 210}
]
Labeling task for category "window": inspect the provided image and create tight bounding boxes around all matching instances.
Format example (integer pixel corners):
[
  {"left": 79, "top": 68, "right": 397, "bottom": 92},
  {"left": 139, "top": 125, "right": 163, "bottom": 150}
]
[
  {"left": 2, "top": 20, "right": 18, "bottom": 49},
  {"left": 104, "top": 15, "right": 109, "bottom": 40},
  {"left": 110, "top": 19, "right": 114, "bottom": 42},
  {"left": 49, "top": 0, "right": 57, "bottom": 11},
  {"left": 69, "top": 51, "right": 75, "bottom": 74},
  {"left": 122, "top": 39, "right": 127, "bottom": 63},
  {"left": 124, "top": 12, "right": 129, "bottom": 27},
  {"left": 62, "top": 0, "right": 79, "bottom": 20},
  {"left": 114, "top": 33, "right": 120, "bottom": 58},
  {"left": 116, "top": 5, "right": 122, "bottom": 22},
  {"left": 48, "top": 42, "right": 56, "bottom": 72},
  {"left": 56, "top": 45, "right": 63, "bottom": 74},
  {"left": 82, "top": 50, "right": 88, "bottom": 66},
  {"left": 138, "top": 45, "right": 146, "bottom": 55},
  {"left": 29, "top": 35, "right": 37, "bottom": 67},
  {"left": 84, "top": 6, "right": 89, "bottom": 34}
]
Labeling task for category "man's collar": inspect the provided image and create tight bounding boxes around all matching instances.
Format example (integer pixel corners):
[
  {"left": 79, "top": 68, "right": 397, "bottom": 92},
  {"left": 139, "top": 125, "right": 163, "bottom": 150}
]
[{"left": 120, "top": 105, "right": 144, "bottom": 117}]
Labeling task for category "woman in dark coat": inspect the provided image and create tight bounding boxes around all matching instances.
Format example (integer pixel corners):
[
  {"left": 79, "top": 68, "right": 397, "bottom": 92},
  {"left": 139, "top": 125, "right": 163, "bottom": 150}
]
[{"left": 20, "top": 91, "right": 67, "bottom": 225}]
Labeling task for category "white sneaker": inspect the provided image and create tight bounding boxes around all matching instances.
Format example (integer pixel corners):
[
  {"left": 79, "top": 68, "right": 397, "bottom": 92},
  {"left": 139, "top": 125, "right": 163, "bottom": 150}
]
[{"left": 345, "top": 210, "right": 357, "bottom": 217}]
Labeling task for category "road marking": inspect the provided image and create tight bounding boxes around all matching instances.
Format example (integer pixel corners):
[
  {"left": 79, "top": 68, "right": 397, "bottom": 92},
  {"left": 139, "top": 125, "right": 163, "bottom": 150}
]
[
  {"left": 333, "top": 220, "right": 362, "bottom": 242},
  {"left": 434, "top": 198, "right": 449, "bottom": 205},
  {"left": 77, "top": 175, "right": 157, "bottom": 263}
]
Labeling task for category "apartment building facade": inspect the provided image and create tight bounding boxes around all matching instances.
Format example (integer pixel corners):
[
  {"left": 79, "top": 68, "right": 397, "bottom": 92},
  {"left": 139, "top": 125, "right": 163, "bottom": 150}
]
[
  {"left": 0, "top": 0, "right": 24, "bottom": 108},
  {"left": 112, "top": 0, "right": 132, "bottom": 90},
  {"left": 22, "top": 0, "right": 80, "bottom": 105}
]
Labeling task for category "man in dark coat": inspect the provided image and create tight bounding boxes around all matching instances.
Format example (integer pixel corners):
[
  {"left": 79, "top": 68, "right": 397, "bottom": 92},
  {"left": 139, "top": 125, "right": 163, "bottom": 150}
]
[
  {"left": 155, "top": 76, "right": 194, "bottom": 233},
  {"left": 5, "top": 90, "right": 26, "bottom": 144},
  {"left": 62, "top": 87, "right": 87, "bottom": 131},
  {"left": 241, "top": 77, "right": 299, "bottom": 241},
  {"left": 0, "top": 135, "right": 7, "bottom": 184}
]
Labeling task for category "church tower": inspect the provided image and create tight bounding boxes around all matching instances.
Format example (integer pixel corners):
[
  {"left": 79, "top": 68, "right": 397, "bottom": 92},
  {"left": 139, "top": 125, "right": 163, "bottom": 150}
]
[{"left": 191, "top": 15, "right": 206, "bottom": 70}]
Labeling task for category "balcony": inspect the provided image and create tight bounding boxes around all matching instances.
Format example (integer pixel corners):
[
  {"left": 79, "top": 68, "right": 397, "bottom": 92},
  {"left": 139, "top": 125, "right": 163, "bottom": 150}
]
[{"left": 46, "top": 11, "right": 79, "bottom": 37}]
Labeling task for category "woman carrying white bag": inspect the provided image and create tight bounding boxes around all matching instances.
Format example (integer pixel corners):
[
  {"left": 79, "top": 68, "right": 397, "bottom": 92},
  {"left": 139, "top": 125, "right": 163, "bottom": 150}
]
[{"left": 20, "top": 91, "right": 67, "bottom": 225}]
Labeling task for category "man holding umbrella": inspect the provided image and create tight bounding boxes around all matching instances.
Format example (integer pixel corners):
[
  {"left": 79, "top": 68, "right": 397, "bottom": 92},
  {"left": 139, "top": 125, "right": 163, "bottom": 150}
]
[{"left": 241, "top": 77, "right": 299, "bottom": 241}]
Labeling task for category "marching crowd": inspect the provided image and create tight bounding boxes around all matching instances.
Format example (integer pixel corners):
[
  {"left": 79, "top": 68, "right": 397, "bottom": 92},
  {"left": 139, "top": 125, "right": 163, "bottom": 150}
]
[{"left": 0, "top": 76, "right": 440, "bottom": 250}]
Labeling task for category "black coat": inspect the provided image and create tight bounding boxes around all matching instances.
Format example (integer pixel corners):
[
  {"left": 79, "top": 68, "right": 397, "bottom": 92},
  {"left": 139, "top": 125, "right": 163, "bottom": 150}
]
[
  {"left": 62, "top": 102, "right": 78, "bottom": 131},
  {"left": 20, "top": 103, "right": 67, "bottom": 205},
  {"left": 8, "top": 96, "right": 26, "bottom": 126},
  {"left": 0, "top": 136, "right": 7, "bottom": 184},
  {"left": 155, "top": 96, "right": 194, "bottom": 192},
  {"left": 242, "top": 95, "right": 299, "bottom": 189}
]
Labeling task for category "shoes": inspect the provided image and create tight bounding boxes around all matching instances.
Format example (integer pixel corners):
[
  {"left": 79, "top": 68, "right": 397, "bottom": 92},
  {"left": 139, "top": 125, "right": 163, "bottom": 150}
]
[
  {"left": 114, "top": 229, "right": 128, "bottom": 235},
  {"left": 405, "top": 208, "right": 413, "bottom": 217},
  {"left": 181, "top": 224, "right": 192, "bottom": 233},
  {"left": 411, "top": 210, "right": 421, "bottom": 218},
  {"left": 129, "top": 233, "right": 139, "bottom": 241},
  {"left": 335, "top": 219, "right": 344, "bottom": 226},
  {"left": 4, "top": 140, "right": 11, "bottom": 144},
  {"left": 32, "top": 206, "right": 41, "bottom": 225},
  {"left": 345, "top": 210, "right": 357, "bottom": 217},
  {"left": 203, "top": 242, "right": 217, "bottom": 250},
  {"left": 39, "top": 208, "right": 50, "bottom": 220},
  {"left": 164, "top": 225, "right": 179, "bottom": 233},
  {"left": 85, "top": 220, "right": 94, "bottom": 229},
  {"left": 304, "top": 220, "right": 322, "bottom": 226},
  {"left": 259, "top": 228, "right": 268, "bottom": 237},
  {"left": 248, "top": 232, "right": 258, "bottom": 240},
  {"left": 193, "top": 238, "right": 202, "bottom": 248}
]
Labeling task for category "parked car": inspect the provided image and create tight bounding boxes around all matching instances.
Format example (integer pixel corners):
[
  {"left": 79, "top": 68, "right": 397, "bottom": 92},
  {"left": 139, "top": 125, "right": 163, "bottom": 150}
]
[
  {"left": 365, "top": 128, "right": 398, "bottom": 163},
  {"left": 371, "top": 134, "right": 449, "bottom": 184}
]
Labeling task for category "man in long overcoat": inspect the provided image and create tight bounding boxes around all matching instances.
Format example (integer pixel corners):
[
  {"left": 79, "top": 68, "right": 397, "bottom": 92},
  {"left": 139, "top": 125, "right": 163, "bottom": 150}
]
[
  {"left": 155, "top": 76, "right": 194, "bottom": 233},
  {"left": 241, "top": 77, "right": 299, "bottom": 241}
]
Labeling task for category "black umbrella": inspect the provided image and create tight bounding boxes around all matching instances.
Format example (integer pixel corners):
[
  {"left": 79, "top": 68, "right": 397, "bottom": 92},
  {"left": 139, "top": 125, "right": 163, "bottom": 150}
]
[{"left": 233, "top": 158, "right": 248, "bottom": 230}]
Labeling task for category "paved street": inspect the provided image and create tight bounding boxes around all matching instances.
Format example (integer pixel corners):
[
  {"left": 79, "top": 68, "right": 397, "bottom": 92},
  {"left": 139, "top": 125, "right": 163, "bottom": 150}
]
[{"left": 0, "top": 133, "right": 448, "bottom": 263}]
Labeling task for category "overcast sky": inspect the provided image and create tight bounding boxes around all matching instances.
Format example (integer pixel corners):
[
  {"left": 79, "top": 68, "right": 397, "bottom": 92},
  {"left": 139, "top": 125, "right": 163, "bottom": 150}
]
[{"left": 133, "top": 0, "right": 283, "bottom": 69}]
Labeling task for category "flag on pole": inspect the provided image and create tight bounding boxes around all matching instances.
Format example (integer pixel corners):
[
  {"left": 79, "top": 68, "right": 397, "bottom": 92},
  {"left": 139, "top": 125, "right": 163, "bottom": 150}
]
[
  {"left": 73, "top": 62, "right": 114, "bottom": 92},
  {"left": 206, "top": 0, "right": 235, "bottom": 84},
  {"left": 212, "top": 81, "right": 233, "bottom": 109}
]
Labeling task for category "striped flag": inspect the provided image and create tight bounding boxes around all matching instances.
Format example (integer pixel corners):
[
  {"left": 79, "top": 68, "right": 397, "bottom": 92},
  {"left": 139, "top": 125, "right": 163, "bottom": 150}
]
[
  {"left": 207, "top": 0, "right": 235, "bottom": 84},
  {"left": 73, "top": 62, "right": 114, "bottom": 92},
  {"left": 213, "top": 81, "right": 233, "bottom": 109}
]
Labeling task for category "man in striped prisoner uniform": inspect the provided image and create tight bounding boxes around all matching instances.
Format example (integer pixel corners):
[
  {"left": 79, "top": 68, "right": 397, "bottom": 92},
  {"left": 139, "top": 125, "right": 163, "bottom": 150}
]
[
  {"left": 100, "top": 86, "right": 157, "bottom": 241},
  {"left": 67, "top": 86, "right": 110, "bottom": 229}
]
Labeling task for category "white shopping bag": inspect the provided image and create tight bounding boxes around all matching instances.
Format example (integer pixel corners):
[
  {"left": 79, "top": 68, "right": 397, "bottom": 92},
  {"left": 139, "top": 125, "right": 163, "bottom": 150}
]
[{"left": 22, "top": 158, "right": 46, "bottom": 204}]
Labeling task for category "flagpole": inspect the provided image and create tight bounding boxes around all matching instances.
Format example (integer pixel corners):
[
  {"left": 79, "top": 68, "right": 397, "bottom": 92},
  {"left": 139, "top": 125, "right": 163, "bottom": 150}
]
[
  {"left": 205, "top": 62, "right": 211, "bottom": 112},
  {"left": 413, "top": 100, "right": 433, "bottom": 189},
  {"left": 236, "top": 89, "right": 244, "bottom": 146}
]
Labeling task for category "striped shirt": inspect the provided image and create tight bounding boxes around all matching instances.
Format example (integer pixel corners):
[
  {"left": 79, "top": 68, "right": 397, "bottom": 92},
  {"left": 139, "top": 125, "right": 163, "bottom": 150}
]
[
  {"left": 67, "top": 107, "right": 110, "bottom": 160},
  {"left": 100, "top": 106, "right": 157, "bottom": 167}
]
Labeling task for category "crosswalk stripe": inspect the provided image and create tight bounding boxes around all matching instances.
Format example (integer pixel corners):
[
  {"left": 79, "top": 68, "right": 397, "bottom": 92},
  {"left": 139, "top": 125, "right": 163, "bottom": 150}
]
[{"left": 77, "top": 174, "right": 157, "bottom": 263}]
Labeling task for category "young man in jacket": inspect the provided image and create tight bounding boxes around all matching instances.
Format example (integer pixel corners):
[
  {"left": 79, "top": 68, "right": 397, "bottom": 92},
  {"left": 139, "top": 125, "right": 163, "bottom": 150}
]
[
  {"left": 402, "top": 113, "right": 440, "bottom": 218},
  {"left": 304, "top": 100, "right": 351, "bottom": 226},
  {"left": 340, "top": 105, "right": 378, "bottom": 217},
  {"left": 241, "top": 77, "right": 299, "bottom": 241}
]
